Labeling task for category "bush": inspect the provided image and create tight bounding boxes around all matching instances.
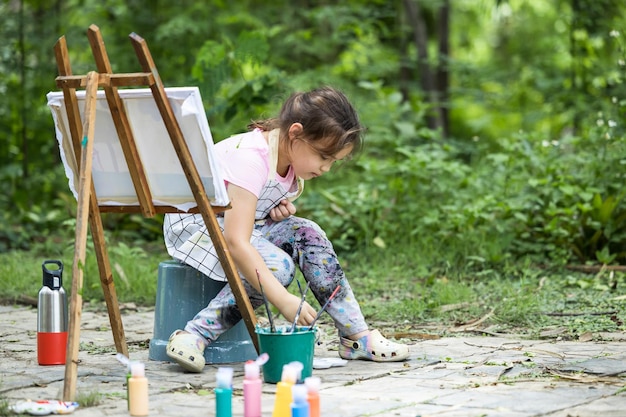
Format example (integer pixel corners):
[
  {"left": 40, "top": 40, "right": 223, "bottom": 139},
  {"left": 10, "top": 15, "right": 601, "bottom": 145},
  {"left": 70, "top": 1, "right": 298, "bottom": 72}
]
[{"left": 300, "top": 118, "right": 626, "bottom": 266}]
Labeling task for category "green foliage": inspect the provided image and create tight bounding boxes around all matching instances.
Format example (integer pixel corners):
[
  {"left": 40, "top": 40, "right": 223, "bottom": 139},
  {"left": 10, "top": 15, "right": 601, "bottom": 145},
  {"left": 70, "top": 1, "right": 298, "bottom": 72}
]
[
  {"left": 191, "top": 28, "right": 286, "bottom": 139},
  {"left": 303, "top": 113, "right": 626, "bottom": 264},
  {"left": 2, "top": 1, "right": 626, "bottom": 272},
  {"left": 451, "top": 0, "right": 625, "bottom": 140}
]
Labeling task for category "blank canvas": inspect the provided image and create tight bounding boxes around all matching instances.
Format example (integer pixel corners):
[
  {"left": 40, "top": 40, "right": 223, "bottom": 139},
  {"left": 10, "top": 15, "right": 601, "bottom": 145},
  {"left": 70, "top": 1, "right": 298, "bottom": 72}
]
[{"left": 47, "top": 87, "right": 229, "bottom": 211}]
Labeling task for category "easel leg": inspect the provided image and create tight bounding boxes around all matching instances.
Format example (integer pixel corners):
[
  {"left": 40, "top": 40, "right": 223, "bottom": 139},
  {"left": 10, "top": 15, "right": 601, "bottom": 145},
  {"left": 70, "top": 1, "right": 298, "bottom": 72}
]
[
  {"left": 89, "top": 200, "right": 128, "bottom": 357},
  {"left": 129, "top": 32, "right": 259, "bottom": 351},
  {"left": 62, "top": 71, "right": 98, "bottom": 402},
  {"left": 205, "top": 213, "right": 259, "bottom": 351}
]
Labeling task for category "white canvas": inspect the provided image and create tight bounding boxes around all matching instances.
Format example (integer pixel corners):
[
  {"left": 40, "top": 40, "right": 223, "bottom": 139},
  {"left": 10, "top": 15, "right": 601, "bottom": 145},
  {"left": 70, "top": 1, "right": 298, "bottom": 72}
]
[{"left": 47, "top": 87, "right": 229, "bottom": 211}]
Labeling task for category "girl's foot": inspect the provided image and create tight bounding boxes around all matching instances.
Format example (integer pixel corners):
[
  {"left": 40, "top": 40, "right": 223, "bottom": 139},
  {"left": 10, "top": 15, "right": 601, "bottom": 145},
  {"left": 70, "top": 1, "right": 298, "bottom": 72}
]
[
  {"left": 339, "top": 329, "right": 409, "bottom": 362},
  {"left": 166, "top": 330, "right": 206, "bottom": 372}
]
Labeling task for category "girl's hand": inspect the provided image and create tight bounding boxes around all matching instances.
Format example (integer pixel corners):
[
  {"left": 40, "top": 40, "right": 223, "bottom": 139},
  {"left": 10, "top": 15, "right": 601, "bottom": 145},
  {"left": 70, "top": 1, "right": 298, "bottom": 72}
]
[
  {"left": 269, "top": 199, "right": 296, "bottom": 222},
  {"left": 277, "top": 293, "right": 317, "bottom": 326}
]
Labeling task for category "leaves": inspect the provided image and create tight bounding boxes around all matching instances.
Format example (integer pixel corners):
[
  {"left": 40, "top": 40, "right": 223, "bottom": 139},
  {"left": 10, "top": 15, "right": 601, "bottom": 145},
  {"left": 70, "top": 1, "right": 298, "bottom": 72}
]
[{"left": 0, "top": 1, "right": 625, "bottom": 267}]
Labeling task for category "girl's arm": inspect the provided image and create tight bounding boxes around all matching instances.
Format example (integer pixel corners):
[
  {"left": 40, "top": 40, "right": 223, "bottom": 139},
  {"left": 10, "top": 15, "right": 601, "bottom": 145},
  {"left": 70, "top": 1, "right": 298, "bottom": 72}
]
[{"left": 222, "top": 184, "right": 317, "bottom": 325}]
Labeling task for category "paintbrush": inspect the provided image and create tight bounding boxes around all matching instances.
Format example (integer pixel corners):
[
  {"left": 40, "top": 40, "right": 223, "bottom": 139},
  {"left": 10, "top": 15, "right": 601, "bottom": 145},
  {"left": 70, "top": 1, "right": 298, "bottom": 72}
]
[
  {"left": 308, "top": 285, "right": 341, "bottom": 331},
  {"left": 289, "top": 280, "right": 311, "bottom": 333},
  {"left": 256, "top": 269, "right": 275, "bottom": 333}
]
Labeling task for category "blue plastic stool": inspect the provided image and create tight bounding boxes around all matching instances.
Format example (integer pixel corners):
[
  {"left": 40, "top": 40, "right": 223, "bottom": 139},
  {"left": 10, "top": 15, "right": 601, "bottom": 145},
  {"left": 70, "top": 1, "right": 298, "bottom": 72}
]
[{"left": 148, "top": 259, "right": 257, "bottom": 364}]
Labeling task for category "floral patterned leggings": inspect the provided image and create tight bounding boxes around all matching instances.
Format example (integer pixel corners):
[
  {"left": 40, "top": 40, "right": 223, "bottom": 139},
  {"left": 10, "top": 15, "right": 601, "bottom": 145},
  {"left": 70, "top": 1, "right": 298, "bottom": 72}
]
[{"left": 184, "top": 216, "right": 368, "bottom": 345}]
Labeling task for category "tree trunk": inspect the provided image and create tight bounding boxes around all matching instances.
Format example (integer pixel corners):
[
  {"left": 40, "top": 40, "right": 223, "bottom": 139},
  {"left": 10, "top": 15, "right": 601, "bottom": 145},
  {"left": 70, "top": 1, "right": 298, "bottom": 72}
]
[
  {"left": 402, "top": 0, "right": 443, "bottom": 132},
  {"left": 436, "top": 0, "right": 450, "bottom": 138},
  {"left": 19, "top": 0, "right": 28, "bottom": 180},
  {"left": 398, "top": 3, "right": 411, "bottom": 102},
  {"left": 569, "top": 0, "right": 581, "bottom": 135}
]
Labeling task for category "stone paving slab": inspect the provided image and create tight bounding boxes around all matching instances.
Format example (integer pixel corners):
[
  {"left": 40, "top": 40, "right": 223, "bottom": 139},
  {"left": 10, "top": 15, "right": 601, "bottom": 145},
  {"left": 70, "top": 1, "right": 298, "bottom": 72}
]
[{"left": 0, "top": 305, "right": 625, "bottom": 416}]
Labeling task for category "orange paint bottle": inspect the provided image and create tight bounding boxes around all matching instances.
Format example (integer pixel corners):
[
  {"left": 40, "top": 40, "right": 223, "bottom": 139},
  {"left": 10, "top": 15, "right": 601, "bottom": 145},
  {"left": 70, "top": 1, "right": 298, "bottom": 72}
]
[{"left": 304, "top": 377, "right": 321, "bottom": 417}]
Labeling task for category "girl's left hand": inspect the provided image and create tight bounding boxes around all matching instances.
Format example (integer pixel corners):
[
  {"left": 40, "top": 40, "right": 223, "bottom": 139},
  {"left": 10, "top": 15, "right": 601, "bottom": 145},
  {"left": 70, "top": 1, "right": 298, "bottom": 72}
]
[{"left": 269, "top": 199, "right": 296, "bottom": 222}]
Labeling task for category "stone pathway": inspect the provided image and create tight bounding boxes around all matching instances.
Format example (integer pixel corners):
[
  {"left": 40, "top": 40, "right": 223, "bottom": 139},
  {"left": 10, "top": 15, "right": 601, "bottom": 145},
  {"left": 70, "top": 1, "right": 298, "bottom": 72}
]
[{"left": 1, "top": 305, "right": 625, "bottom": 416}]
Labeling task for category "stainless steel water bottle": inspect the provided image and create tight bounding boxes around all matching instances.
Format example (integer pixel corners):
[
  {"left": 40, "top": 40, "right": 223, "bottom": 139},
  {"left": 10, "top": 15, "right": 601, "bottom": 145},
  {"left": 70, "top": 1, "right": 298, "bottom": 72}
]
[{"left": 37, "top": 260, "right": 68, "bottom": 365}]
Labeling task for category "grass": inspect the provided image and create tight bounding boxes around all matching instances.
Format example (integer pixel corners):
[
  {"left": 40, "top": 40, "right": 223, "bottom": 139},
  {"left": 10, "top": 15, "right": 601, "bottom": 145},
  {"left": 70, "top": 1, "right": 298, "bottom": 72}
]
[
  {"left": 0, "top": 237, "right": 166, "bottom": 307},
  {"left": 338, "top": 246, "right": 626, "bottom": 340},
  {"left": 1, "top": 236, "right": 625, "bottom": 341},
  {"left": 0, "top": 398, "right": 9, "bottom": 417},
  {"left": 75, "top": 391, "right": 102, "bottom": 408}
]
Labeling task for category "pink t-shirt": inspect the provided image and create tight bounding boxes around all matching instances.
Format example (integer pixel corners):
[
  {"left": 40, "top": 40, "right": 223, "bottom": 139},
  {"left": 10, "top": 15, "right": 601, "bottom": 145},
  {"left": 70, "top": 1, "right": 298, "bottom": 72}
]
[{"left": 214, "top": 129, "right": 295, "bottom": 197}]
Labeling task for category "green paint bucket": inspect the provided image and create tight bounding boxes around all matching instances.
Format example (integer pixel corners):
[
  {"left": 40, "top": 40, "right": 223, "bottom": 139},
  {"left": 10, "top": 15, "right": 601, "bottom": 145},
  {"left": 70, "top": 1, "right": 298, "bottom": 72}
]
[{"left": 255, "top": 325, "right": 316, "bottom": 383}]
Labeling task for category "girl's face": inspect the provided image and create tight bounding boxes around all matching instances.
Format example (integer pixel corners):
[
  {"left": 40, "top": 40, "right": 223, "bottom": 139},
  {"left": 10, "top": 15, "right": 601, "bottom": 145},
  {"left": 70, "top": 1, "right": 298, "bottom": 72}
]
[{"left": 290, "top": 138, "right": 353, "bottom": 180}]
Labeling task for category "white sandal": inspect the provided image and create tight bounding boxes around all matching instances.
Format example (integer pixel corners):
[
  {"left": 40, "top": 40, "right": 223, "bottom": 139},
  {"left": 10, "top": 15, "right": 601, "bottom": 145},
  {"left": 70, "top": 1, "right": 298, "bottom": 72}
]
[
  {"left": 165, "top": 330, "right": 206, "bottom": 372},
  {"left": 339, "top": 329, "right": 409, "bottom": 362}
]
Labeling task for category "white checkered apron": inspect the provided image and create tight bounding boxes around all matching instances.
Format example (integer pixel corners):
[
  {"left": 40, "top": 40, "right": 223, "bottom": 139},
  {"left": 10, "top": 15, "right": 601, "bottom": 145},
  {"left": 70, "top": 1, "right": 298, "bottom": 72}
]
[{"left": 163, "top": 130, "right": 302, "bottom": 281}]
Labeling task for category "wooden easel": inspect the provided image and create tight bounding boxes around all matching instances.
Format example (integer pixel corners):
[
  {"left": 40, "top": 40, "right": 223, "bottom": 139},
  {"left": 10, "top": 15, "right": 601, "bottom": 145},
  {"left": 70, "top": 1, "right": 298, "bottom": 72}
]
[{"left": 53, "top": 24, "right": 258, "bottom": 401}]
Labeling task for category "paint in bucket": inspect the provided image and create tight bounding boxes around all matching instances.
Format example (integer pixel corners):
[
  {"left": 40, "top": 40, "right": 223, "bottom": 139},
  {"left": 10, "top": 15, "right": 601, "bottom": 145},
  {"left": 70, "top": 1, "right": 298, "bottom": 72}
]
[{"left": 255, "top": 325, "right": 316, "bottom": 384}]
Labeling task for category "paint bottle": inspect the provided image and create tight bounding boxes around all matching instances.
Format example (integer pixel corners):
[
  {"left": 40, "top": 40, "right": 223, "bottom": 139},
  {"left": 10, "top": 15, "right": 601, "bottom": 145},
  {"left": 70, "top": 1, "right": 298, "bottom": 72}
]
[
  {"left": 290, "top": 384, "right": 310, "bottom": 417},
  {"left": 215, "top": 367, "right": 234, "bottom": 417},
  {"left": 272, "top": 364, "right": 298, "bottom": 417},
  {"left": 243, "top": 360, "right": 262, "bottom": 417},
  {"left": 128, "top": 362, "right": 149, "bottom": 416},
  {"left": 288, "top": 361, "right": 304, "bottom": 383},
  {"left": 115, "top": 353, "right": 133, "bottom": 410},
  {"left": 304, "top": 376, "right": 321, "bottom": 417},
  {"left": 37, "top": 260, "right": 68, "bottom": 365}
]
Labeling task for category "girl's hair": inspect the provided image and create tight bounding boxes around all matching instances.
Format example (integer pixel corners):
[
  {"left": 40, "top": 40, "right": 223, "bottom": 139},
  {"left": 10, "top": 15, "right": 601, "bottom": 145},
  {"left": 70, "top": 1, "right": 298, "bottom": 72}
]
[{"left": 248, "top": 86, "right": 364, "bottom": 158}]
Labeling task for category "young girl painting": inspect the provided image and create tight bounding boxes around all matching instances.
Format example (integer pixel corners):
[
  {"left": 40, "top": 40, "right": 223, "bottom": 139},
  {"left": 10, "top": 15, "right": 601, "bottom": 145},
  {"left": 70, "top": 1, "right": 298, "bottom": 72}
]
[{"left": 164, "top": 86, "right": 409, "bottom": 372}]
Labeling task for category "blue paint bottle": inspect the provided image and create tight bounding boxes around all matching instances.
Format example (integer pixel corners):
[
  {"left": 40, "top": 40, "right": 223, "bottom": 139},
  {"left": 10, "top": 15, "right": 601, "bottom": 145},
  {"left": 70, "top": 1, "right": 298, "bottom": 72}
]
[
  {"left": 215, "top": 367, "right": 234, "bottom": 417},
  {"left": 290, "top": 384, "right": 310, "bottom": 417}
]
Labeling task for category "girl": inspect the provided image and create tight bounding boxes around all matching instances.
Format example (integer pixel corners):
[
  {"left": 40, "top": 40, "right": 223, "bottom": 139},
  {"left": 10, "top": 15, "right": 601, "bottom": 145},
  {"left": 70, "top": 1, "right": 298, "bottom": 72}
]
[{"left": 164, "top": 86, "right": 409, "bottom": 372}]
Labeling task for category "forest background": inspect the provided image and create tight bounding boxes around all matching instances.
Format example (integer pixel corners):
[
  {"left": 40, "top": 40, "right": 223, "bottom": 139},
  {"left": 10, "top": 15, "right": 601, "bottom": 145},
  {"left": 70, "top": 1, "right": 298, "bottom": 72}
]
[{"left": 1, "top": 0, "right": 626, "bottom": 337}]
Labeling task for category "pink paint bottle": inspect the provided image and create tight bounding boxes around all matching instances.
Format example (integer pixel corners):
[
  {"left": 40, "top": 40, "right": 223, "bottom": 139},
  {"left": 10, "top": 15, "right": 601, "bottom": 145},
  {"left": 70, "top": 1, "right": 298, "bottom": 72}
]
[{"left": 243, "top": 360, "right": 262, "bottom": 417}]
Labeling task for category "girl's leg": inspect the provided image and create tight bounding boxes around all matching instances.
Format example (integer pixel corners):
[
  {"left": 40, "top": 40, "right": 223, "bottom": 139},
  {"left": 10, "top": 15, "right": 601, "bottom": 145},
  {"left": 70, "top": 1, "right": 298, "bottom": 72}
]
[
  {"left": 260, "top": 217, "right": 368, "bottom": 338},
  {"left": 184, "top": 237, "right": 296, "bottom": 344},
  {"left": 261, "top": 217, "right": 410, "bottom": 363}
]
